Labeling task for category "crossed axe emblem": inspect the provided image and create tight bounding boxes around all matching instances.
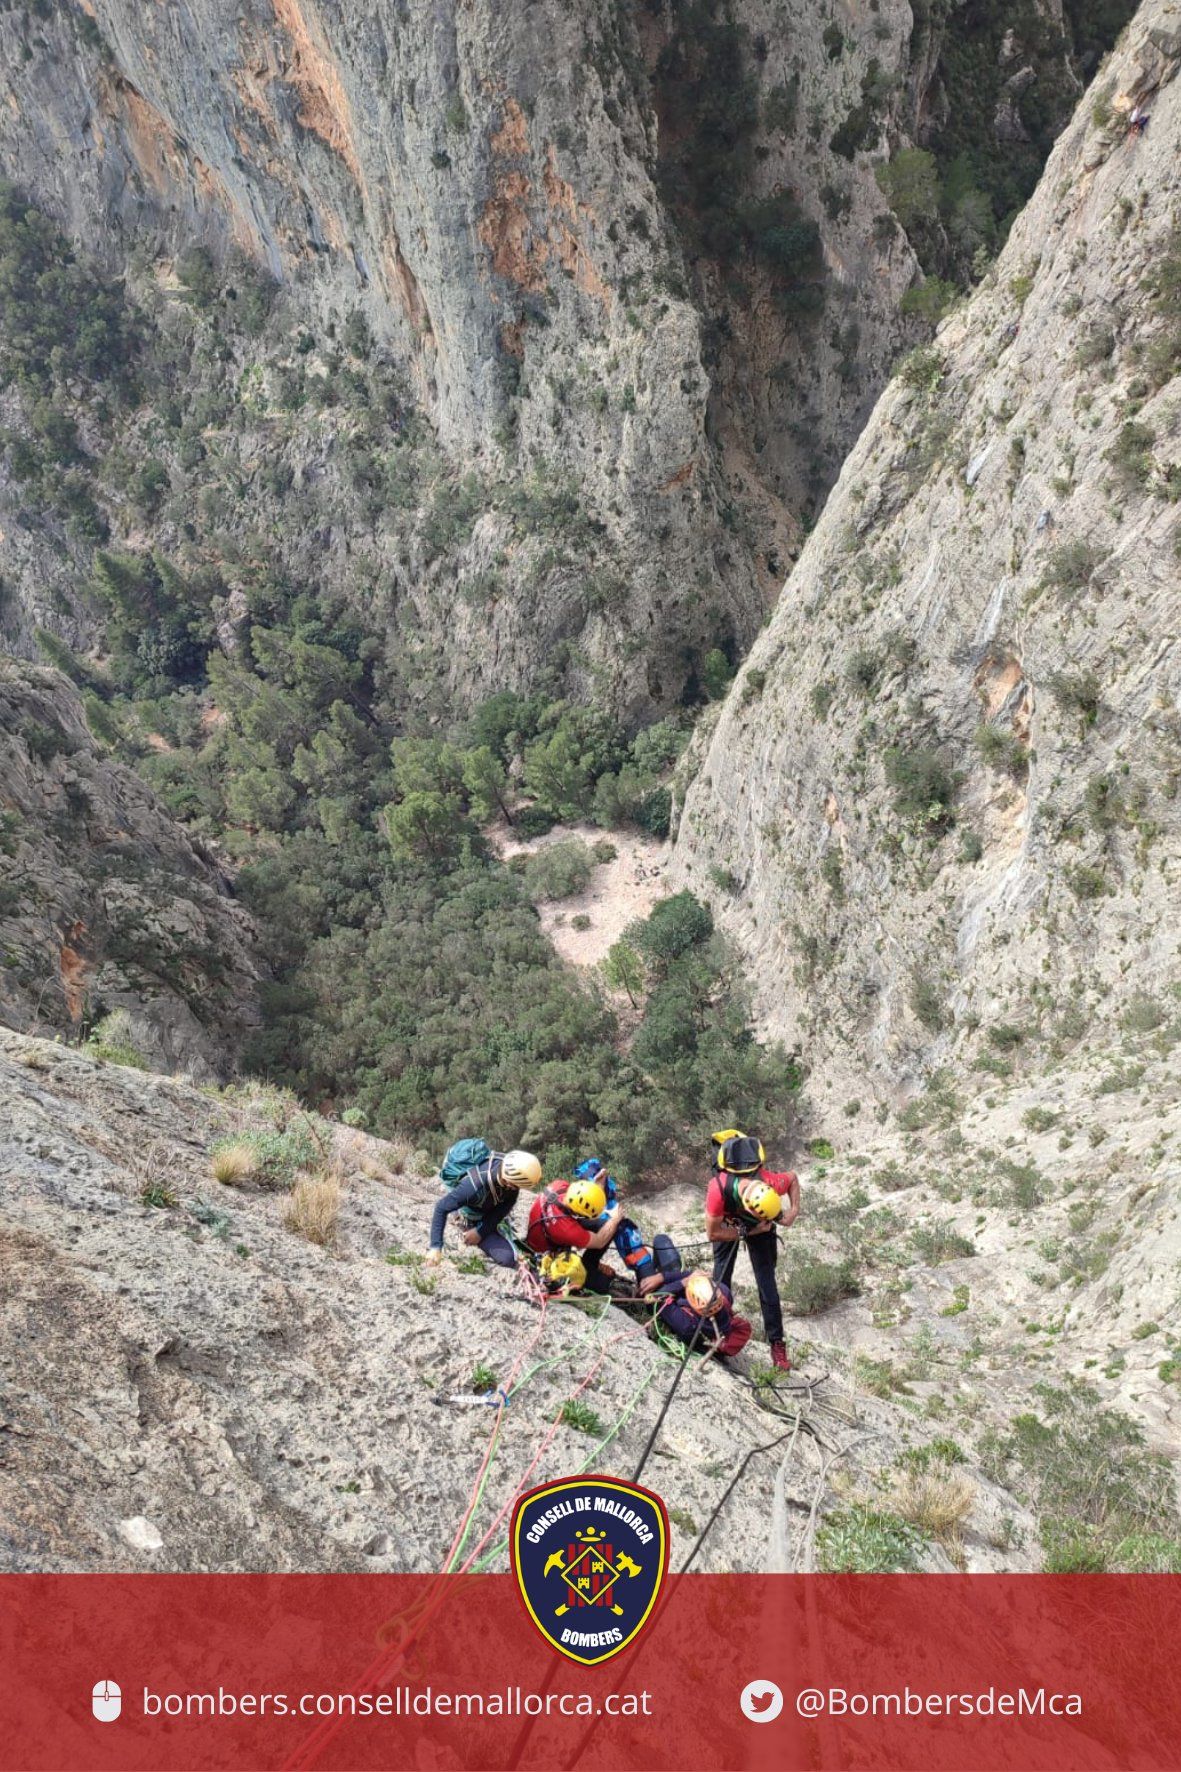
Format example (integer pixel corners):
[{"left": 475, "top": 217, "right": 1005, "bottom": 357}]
[{"left": 543, "top": 1527, "right": 642, "bottom": 1617}]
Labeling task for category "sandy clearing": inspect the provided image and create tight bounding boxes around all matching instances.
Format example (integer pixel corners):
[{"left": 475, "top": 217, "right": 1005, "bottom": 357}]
[{"left": 490, "top": 820, "right": 670, "bottom": 969}]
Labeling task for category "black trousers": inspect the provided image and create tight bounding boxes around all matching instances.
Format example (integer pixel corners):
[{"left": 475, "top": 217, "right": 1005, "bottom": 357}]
[
  {"left": 711, "top": 1230, "right": 783, "bottom": 1344},
  {"left": 652, "top": 1232, "right": 682, "bottom": 1284},
  {"left": 565, "top": 1244, "right": 610, "bottom": 1293},
  {"left": 468, "top": 1206, "right": 518, "bottom": 1268}
]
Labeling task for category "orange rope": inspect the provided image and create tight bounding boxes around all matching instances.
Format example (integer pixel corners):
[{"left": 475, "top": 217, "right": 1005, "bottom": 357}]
[{"left": 285, "top": 1285, "right": 656, "bottom": 1769}]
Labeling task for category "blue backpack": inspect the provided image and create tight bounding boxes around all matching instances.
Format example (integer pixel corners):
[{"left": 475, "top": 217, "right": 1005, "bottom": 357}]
[{"left": 440, "top": 1137, "right": 492, "bottom": 1186}]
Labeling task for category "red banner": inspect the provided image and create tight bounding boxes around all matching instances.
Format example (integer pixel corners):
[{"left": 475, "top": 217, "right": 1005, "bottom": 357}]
[{"left": 2, "top": 1574, "right": 1179, "bottom": 1770}]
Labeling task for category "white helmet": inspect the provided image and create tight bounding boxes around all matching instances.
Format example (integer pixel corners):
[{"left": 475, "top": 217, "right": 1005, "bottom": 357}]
[{"left": 502, "top": 1149, "right": 543, "bottom": 1188}]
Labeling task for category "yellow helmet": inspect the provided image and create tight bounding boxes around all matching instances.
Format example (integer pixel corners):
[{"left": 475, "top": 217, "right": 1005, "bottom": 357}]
[
  {"left": 541, "top": 1250, "right": 587, "bottom": 1292},
  {"left": 565, "top": 1178, "right": 607, "bottom": 1219},
  {"left": 738, "top": 1178, "right": 781, "bottom": 1221},
  {"left": 716, "top": 1133, "right": 766, "bottom": 1175},
  {"left": 684, "top": 1270, "right": 723, "bottom": 1317},
  {"left": 502, "top": 1149, "right": 543, "bottom": 1188},
  {"left": 711, "top": 1127, "right": 745, "bottom": 1149}
]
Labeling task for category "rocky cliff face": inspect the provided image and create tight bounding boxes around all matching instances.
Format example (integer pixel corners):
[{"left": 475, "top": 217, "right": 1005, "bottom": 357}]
[
  {"left": 0, "top": 1027, "right": 1039, "bottom": 1574},
  {"left": 8, "top": 1016, "right": 1179, "bottom": 1576},
  {"left": 3, "top": 0, "right": 1178, "bottom": 1577},
  {"left": 673, "top": 0, "right": 1181, "bottom": 1109},
  {"left": 0, "top": 661, "right": 260, "bottom": 1076},
  {"left": 0, "top": 0, "right": 776, "bottom": 713},
  {"left": 0, "top": 0, "right": 1120, "bottom": 720}
]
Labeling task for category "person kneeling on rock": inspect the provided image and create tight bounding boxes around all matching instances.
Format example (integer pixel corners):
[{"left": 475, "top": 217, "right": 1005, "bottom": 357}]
[
  {"left": 426, "top": 1145, "right": 542, "bottom": 1268},
  {"left": 648, "top": 1232, "right": 752, "bottom": 1359}
]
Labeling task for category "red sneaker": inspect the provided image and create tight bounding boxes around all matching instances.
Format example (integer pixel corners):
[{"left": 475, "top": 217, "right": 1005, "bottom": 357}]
[{"left": 770, "top": 1341, "right": 791, "bottom": 1372}]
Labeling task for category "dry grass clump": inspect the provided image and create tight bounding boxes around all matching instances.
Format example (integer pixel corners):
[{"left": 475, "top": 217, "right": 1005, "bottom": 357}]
[
  {"left": 209, "top": 1123, "right": 317, "bottom": 1189},
  {"left": 15, "top": 1044, "right": 53, "bottom": 1070},
  {"left": 382, "top": 1138, "right": 414, "bottom": 1176},
  {"left": 353, "top": 1131, "right": 413, "bottom": 1182},
  {"left": 210, "top": 1140, "right": 259, "bottom": 1186},
  {"left": 359, "top": 1156, "right": 394, "bottom": 1183},
  {"left": 890, "top": 1461, "right": 975, "bottom": 1564},
  {"left": 220, "top": 1079, "right": 305, "bottom": 1130},
  {"left": 284, "top": 1170, "right": 342, "bottom": 1247}
]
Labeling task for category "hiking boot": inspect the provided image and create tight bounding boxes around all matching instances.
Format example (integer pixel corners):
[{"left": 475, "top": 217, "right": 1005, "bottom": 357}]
[{"left": 770, "top": 1341, "right": 791, "bottom": 1372}]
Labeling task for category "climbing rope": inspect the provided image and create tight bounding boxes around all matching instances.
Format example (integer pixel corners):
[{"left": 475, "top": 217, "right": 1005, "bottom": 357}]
[
  {"left": 453, "top": 1312, "right": 660, "bottom": 1576},
  {"left": 287, "top": 1271, "right": 574, "bottom": 1770},
  {"left": 437, "top": 1399, "right": 510, "bottom": 1576},
  {"left": 556, "top": 1406, "right": 819, "bottom": 1772},
  {"left": 629, "top": 1307, "right": 711, "bottom": 1485},
  {"left": 468, "top": 1350, "right": 666, "bottom": 1573},
  {"left": 290, "top": 1255, "right": 756, "bottom": 1769},
  {"left": 433, "top": 1264, "right": 561, "bottom": 1573},
  {"left": 440, "top": 1292, "right": 618, "bottom": 1574}
]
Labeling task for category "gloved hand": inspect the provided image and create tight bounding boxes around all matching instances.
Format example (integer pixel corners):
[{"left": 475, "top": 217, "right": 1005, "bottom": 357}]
[{"left": 425, "top": 1247, "right": 443, "bottom": 1266}]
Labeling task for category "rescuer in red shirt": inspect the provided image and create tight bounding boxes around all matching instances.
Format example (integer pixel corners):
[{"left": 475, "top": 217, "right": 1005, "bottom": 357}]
[
  {"left": 525, "top": 1175, "right": 628, "bottom": 1293},
  {"left": 705, "top": 1129, "right": 800, "bottom": 1371}
]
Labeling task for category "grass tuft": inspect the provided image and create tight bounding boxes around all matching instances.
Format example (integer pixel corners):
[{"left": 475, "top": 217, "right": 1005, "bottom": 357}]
[
  {"left": 560, "top": 1399, "right": 606, "bottom": 1436},
  {"left": 284, "top": 1170, "right": 342, "bottom": 1247},
  {"left": 890, "top": 1461, "right": 975, "bottom": 1563},
  {"left": 211, "top": 1141, "right": 259, "bottom": 1186}
]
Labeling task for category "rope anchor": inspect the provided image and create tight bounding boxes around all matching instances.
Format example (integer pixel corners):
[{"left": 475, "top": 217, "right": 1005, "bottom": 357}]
[{"left": 432, "top": 1387, "right": 510, "bottom": 1409}]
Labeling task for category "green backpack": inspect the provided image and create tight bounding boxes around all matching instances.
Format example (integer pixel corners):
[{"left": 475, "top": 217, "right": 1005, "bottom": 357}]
[{"left": 440, "top": 1138, "right": 492, "bottom": 1185}]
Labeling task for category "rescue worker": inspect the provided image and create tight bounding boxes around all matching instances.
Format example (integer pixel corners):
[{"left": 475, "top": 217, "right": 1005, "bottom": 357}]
[
  {"left": 572, "top": 1157, "right": 659, "bottom": 1288},
  {"left": 525, "top": 1173, "right": 633, "bottom": 1294},
  {"left": 426, "top": 1148, "right": 542, "bottom": 1267},
  {"left": 648, "top": 1232, "right": 752, "bottom": 1358},
  {"left": 705, "top": 1129, "right": 800, "bottom": 1371}
]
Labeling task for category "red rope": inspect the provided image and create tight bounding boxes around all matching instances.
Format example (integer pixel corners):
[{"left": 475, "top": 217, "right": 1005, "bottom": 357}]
[{"left": 286, "top": 1284, "right": 658, "bottom": 1769}]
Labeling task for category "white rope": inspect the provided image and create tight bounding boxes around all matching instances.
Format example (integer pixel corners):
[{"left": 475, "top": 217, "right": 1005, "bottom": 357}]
[{"left": 765, "top": 1409, "right": 803, "bottom": 1573}]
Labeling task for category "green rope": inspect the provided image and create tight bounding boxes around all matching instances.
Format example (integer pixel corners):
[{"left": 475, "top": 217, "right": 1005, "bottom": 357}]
[
  {"left": 442, "top": 1408, "right": 507, "bottom": 1574},
  {"left": 443, "top": 1294, "right": 616, "bottom": 1571},
  {"left": 505, "top": 1293, "right": 614, "bottom": 1400},
  {"left": 469, "top": 1354, "right": 666, "bottom": 1574},
  {"left": 650, "top": 1311, "right": 689, "bottom": 1359}
]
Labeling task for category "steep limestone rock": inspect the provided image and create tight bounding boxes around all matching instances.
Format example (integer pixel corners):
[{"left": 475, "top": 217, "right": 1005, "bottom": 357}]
[
  {"left": 672, "top": 0, "right": 1181, "bottom": 1109},
  {"left": 0, "top": 662, "right": 260, "bottom": 1077},
  {"left": 0, "top": 2, "right": 1138, "bottom": 718},
  {"left": 640, "top": 0, "right": 922, "bottom": 525},
  {"left": 0, "top": 1028, "right": 1035, "bottom": 1573},
  {"left": 0, "top": 0, "right": 769, "bottom": 716}
]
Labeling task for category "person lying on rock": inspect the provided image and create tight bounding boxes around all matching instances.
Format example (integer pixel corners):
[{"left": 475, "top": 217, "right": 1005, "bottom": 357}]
[
  {"left": 705, "top": 1129, "right": 800, "bottom": 1372},
  {"left": 525, "top": 1171, "right": 656, "bottom": 1295},
  {"left": 570, "top": 1156, "right": 661, "bottom": 1290},
  {"left": 426, "top": 1146, "right": 542, "bottom": 1268},
  {"left": 647, "top": 1231, "right": 752, "bottom": 1359}
]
